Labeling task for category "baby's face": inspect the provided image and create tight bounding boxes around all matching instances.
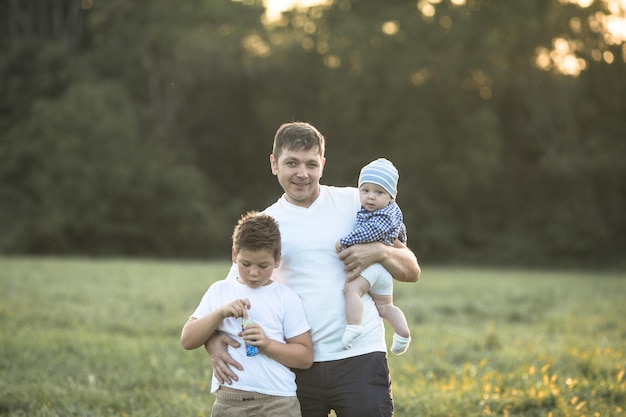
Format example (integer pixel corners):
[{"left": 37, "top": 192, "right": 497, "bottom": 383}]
[{"left": 359, "top": 183, "right": 393, "bottom": 212}]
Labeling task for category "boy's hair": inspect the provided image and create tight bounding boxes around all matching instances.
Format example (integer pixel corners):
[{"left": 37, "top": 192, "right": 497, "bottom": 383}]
[
  {"left": 232, "top": 211, "right": 281, "bottom": 260},
  {"left": 272, "top": 122, "right": 325, "bottom": 160}
]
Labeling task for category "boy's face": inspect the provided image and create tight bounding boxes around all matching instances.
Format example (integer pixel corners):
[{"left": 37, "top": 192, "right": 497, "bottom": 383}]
[
  {"left": 270, "top": 147, "right": 325, "bottom": 208},
  {"left": 359, "top": 183, "right": 393, "bottom": 212},
  {"left": 232, "top": 247, "right": 279, "bottom": 289}
]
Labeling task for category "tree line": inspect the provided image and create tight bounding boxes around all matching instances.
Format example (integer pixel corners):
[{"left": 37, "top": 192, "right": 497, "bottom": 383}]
[{"left": 1, "top": 0, "right": 624, "bottom": 267}]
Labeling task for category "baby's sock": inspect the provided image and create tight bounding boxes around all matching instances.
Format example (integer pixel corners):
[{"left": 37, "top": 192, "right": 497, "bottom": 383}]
[
  {"left": 341, "top": 325, "right": 364, "bottom": 350},
  {"left": 391, "top": 333, "right": 411, "bottom": 355}
]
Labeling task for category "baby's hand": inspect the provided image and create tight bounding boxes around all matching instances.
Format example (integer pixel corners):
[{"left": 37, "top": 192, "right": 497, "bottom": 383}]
[
  {"left": 335, "top": 241, "right": 344, "bottom": 253},
  {"left": 222, "top": 298, "right": 251, "bottom": 319}
]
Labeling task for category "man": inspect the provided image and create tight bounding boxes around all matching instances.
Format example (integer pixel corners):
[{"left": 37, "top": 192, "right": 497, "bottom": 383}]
[{"left": 207, "top": 122, "right": 420, "bottom": 417}]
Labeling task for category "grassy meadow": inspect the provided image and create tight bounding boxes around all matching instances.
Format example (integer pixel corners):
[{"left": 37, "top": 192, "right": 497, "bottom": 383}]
[{"left": 0, "top": 257, "right": 624, "bottom": 417}]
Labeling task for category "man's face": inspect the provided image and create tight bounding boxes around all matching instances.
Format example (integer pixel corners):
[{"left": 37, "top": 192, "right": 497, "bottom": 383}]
[{"left": 270, "top": 147, "right": 325, "bottom": 208}]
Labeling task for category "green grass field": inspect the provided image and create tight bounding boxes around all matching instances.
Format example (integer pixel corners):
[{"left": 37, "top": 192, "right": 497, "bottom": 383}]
[{"left": 1, "top": 257, "right": 624, "bottom": 417}]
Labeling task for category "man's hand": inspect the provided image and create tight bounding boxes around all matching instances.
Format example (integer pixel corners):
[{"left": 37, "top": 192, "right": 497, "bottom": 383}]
[
  {"left": 204, "top": 332, "right": 243, "bottom": 385},
  {"left": 337, "top": 240, "right": 420, "bottom": 283},
  {"left": 337, "top": 241, "right": 383, "bottom": 281}
]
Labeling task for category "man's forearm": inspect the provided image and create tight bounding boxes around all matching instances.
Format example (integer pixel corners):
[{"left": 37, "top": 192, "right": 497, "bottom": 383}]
[{"left": 381, "top": 244, "right": 420, "bottom": 283}]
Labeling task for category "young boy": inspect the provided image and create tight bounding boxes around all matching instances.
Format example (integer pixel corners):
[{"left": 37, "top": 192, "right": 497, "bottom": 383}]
[
  {"left": 336, "top": 158, "right": 412, "bottom": 355},
  {"left": 181, "top": 211, "right": 313, "bottom": 417}
]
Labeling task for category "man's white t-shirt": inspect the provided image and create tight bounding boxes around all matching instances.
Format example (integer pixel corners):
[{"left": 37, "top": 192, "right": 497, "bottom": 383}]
[
  {"left": 226, "top": 185, "right": 387, "bottom": 361},
  {"left": 191, "top": 278, "right": 310, "bottom": 395}
]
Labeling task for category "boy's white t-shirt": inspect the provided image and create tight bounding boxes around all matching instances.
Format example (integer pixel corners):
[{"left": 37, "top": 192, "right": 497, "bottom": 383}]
[
  {"left": 226, "top": 185, "right": 387, "bottom": 361},
  {"left": 191, "top": 278, "right": 310, "bottom": 396}
]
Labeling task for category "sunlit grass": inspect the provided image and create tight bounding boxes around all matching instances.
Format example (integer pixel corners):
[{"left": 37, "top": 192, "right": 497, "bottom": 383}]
[
  {"left": 388, "top": 268, "right": 626, "bottom": 417},
  {"left": 1, "top": 258, "right": 624, "bottom": 416}
]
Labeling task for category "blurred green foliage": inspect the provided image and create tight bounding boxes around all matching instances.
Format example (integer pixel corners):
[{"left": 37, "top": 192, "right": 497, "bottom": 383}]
[{"left": 1, "top": 0, "right": 624, "bottom": 266}]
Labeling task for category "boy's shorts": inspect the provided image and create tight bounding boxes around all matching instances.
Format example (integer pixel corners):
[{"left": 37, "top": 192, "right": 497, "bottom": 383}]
[{"left": 211, "top": 389, "right": 301, "bottom": 417}]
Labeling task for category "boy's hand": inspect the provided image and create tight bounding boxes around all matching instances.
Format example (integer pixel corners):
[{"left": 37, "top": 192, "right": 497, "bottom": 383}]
[
  {"left": 240, "top": 322, "right": 269, "bottom": 350},
  {"left": 221, "top": 298, "right": 251, "bottom": 319}
]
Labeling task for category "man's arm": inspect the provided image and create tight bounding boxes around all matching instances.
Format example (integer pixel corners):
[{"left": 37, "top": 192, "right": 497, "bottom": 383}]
[{"left": 337, "top": 240, "right": 420, "bottom": 283}]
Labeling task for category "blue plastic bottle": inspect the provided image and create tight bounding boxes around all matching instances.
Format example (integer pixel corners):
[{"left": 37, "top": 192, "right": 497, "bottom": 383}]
[{"left": 242, "top": 318, "right": 259, "bottom": 356}]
